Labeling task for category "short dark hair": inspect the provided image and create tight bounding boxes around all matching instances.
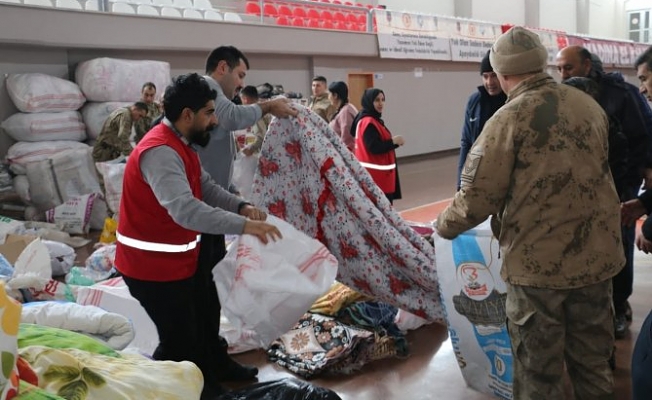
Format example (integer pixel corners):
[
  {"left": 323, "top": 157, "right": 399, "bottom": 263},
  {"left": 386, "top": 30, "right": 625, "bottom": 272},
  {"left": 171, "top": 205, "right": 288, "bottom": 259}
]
[
  {"left": 240, "top": 85, "right": 259, "bottom": 100},
  {"left": 205, "top": 46, "right": 250, "bottom": 74},
  {"left": 578, "top": 47, "right": 592, "bottom": 62},
  {"left": 312, "top": 76, "right": 327, "bottom": 84},
  {"left": 562, "top": 76, "right": 600, "bottom": 100},
  {"left": 163, "top": 73, "right": 217, "bottom": 122},
  {"left": 133, "top": 102, "right": 149, "bottom": 112},
  {"left": 635, "top": 46, "right": 652, "bottom": 71},
  {"left": 142, "top": 82, "right": 156, "bottom": 91}
]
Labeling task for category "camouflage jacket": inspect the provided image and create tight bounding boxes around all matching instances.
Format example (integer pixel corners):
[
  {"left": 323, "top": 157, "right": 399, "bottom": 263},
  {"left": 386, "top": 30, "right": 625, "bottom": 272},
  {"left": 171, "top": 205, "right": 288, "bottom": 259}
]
[
  {"left": 437, "top": 73, "right": 624, "bottom": 289},
  {"left": 95, "top": 107, "right": 135, "bottom": 157},
  {"left": 134, "top": 102, "right": 162, "bottom": 143},
  {"left": 309, "top": 94, "right": 334, "bottom": 122}
]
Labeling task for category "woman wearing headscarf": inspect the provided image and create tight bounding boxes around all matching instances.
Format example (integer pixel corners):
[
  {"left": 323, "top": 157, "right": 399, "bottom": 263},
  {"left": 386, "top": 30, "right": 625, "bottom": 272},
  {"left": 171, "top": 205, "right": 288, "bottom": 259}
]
[
  {"left": 351, "top": 88, "right": 404, "bottom": 204},
  {"left": 327, "top": 81, "right": 358, "bottom": 151}
]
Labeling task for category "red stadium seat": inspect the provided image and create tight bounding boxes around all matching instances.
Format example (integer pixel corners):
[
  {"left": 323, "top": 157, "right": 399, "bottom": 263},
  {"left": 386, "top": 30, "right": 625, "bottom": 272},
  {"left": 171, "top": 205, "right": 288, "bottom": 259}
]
[
  {"left": 293, "top": 6, "right": 307, "bottom": 18},
  {"left": 276, "top": 15, "right": 290, "bottom": 25},
  {"left": 292, "top": 17, "right": 305, "bottom": 27},
  {"left": 307, "top": 8, "right": 320, "bottom": 19},
  {"left": 245, "top": 1, "right": 260, "bottom": 15},
  {"left": 277, "top": 5, "right": 292, "bottom": 17},
  {"left": 333, "top": 11, "right": 345, "bottom": 21},
  {"left": 320, "top": 10, "right": 332, "bottom": 20},
  {"left": 308, "top": 18, "right": 320, "bottom": 28},
  {"left": 263, "top": 3, "right": 277, "bottom": 17},
  {"left": 322, "top": 20, "right": 334, "bottom": 29}
]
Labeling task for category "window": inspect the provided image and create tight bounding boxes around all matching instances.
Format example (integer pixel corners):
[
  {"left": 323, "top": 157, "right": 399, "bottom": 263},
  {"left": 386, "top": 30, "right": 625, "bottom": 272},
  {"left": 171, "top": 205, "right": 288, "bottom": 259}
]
[{"left": 629, "top": 10, "right": 651, "bottom": 43}]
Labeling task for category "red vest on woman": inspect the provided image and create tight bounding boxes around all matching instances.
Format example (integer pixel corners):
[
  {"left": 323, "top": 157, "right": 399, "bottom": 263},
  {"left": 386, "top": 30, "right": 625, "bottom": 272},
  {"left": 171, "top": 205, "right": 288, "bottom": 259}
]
[
  {"left": 115, "top": 124, "right": 202, "bottom": 282},
  {"left": 354, "top": 116, "right": 396, "bottom": 194}
]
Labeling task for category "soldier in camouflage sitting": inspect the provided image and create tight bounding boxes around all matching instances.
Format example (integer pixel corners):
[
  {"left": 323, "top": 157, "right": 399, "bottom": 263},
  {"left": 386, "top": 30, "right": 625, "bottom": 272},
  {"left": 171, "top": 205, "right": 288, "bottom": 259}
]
[
  {"left": 92, "top": 102, "right": 148, "bottom": 163},
  {"left": 436, "top": 27, "right": 624, "bottom": 400}
]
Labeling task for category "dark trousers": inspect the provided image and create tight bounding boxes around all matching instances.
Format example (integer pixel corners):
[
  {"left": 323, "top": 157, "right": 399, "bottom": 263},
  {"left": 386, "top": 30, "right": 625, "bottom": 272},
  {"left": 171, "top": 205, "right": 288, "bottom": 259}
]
[
  {"left": 632, "top": 309, "right": 652, "bottom": 400},
  {"left": 613, "top": 185, "right": 637, "bottom": 313},
  {"left": 122, "top": 233, "right": 230, "bottom": 384}
]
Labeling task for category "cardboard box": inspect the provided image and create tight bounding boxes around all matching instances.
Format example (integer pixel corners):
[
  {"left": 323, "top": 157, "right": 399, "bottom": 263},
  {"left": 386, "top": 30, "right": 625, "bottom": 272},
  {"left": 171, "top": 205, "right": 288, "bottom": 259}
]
[{"left": 0, "top": 234, "right": 38, "bottom": 265}]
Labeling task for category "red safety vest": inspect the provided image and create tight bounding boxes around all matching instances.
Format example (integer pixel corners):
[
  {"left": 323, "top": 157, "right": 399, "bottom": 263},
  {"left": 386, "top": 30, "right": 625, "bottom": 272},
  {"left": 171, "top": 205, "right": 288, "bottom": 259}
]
[
  {"left": 354, "top": 116, "right": 396, "bottom": 194},
  {"left": 115, "top": 124, "right": 202, "bottom": 282}
]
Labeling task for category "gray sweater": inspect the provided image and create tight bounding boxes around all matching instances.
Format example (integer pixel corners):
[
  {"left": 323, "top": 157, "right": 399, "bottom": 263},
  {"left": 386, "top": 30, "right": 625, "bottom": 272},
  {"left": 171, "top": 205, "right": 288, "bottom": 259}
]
[
  {"left": 139, "top": 120, "right": 247, "bottom": 235},
  {"left": 197, "top": 76, "right": 262, "bottom": 191}
]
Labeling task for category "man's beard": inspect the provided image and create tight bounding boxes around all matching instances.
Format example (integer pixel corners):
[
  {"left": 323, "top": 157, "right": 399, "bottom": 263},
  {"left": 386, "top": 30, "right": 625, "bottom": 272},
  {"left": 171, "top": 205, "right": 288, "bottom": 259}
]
[{"left": 189, "top": 128, "right": 212, "bottom": 147}]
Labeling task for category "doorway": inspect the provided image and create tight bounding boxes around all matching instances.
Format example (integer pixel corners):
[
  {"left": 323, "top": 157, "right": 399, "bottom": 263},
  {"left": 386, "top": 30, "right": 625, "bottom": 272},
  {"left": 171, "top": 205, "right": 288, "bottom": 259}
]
[{"left": 347, "top": 73, "right": 374, "bottom": 111}]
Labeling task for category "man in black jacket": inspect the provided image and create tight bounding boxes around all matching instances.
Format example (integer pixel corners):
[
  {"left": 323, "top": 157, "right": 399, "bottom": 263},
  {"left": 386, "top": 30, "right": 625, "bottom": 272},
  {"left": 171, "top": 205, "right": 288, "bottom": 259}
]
[
  {"left": 457, "top": 50, "right": 507, "bottom": 190},
  {"left": 557, "top": 45, "right": 651, "bottom": 338}
]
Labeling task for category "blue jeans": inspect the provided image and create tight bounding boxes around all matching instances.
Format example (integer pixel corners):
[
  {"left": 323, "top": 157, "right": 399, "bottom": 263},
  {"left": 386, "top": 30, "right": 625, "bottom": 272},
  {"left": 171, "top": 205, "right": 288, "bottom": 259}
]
[{"left": 632, "top": 309, "right": 652, "bottom": 400}]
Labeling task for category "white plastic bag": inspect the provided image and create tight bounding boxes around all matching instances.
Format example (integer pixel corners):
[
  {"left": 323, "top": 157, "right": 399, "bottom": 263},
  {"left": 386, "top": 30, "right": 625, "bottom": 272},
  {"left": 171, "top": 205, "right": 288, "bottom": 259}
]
[
  {"left": 232, "top": 152, "right": 258, "bottom": 200},
  {"left": 6, "top": 73, "right": 86, "bottom": 113},
  {"left": 85, "top": 244, "right": 116, "bottom": 274},
  {"left": 1, "top": 111, "right": 87, "bottom": 142},
  {"left": 0, "top": 216, "right": 26, "bottom": 244},
  {"left": 214, "top": 215, "right": 338, "bottom": 346},
  {"left": 42, "top": 240, "right": 76, "bottom": 277}
]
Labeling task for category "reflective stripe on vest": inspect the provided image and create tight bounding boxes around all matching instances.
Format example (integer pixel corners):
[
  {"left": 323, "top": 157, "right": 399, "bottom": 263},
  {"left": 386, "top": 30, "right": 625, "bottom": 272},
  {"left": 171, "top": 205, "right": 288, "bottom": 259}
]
[
  {"left": 359, "top": 161, "right": 396, "bottom": 171},
  {"left": 117, "top": 232, "right": 201, "bottom": 253}
]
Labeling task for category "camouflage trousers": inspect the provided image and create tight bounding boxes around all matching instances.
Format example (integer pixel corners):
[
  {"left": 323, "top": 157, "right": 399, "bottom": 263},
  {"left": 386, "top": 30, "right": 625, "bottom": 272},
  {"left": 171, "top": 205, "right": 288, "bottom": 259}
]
[
  {"left": 506, "top": 280, "right": 615, "bottom": 400},
  {"left": 92, "top": 144, "right": 121, "bottom": 164}
]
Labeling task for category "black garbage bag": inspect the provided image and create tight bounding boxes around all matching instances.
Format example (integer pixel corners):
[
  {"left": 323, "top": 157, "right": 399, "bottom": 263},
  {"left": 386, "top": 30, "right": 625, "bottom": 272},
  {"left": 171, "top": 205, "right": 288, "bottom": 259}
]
[{"left": 217, "top": 378, "right": 342, "bottom": 400}]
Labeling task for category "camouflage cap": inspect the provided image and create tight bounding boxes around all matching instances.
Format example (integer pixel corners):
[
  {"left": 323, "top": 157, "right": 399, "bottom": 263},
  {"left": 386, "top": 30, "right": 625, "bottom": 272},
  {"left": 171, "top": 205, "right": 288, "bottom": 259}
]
[{"left": 490, "top": 26, "right": 548, "bottom": 76}]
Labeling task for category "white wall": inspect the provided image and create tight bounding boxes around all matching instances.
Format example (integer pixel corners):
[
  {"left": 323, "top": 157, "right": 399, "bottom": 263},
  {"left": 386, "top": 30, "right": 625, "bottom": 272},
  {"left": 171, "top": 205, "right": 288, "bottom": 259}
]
[
  {"left": 471, "top": 0, "right": 525, "bottom": 25},
  {"left": 589, "top": 0, "right": 623, "bottom": 38},
  {"left": 540, "top": 0, "right": 577, "bottom": 32},
  {"left": 625, "top": 0, "right": 652, "bottom": 11},
  {"left": 379, "top": 0, "right": 456, "bottom": 16}
]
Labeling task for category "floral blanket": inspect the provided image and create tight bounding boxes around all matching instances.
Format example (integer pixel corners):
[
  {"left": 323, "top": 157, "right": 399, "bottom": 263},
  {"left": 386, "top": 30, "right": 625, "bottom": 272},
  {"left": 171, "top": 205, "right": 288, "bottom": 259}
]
[{"left": 250, "top": 105, "right": 445, "bottom": 323}]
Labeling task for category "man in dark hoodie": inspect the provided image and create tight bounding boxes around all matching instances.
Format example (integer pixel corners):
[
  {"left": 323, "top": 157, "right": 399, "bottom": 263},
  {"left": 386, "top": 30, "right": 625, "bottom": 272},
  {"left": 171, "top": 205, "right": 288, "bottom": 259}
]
[{"left": 457, "top": 50, "right": 507, "bottom": 190}]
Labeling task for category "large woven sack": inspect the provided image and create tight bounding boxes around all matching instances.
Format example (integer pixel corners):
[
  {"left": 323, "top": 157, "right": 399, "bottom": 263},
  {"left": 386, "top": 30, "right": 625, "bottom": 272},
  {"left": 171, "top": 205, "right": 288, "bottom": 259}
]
[
  {"left": 6, "top": 141, "right": 90, "bottom": 175},
  {"left": 75, "top": 58, "right": 170, "bottom": 102},
  {"left": 6, "top": 73, "right": 86, "bottom": 113},
  {"left": 26, "top": 147, "right": 100, "bottom": 211},
  {"left": 81, "top": 102, "right": 131, "bottom": 140},
  {"left": 1, "top": 111, "right": 87, "bottom": 142}
]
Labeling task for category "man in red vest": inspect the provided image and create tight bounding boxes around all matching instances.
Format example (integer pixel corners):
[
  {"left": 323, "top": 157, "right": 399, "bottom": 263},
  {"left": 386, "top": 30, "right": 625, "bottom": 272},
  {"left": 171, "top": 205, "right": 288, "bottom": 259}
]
[{"left": 115, "top": 73, "right": 281, "bottom": 399}]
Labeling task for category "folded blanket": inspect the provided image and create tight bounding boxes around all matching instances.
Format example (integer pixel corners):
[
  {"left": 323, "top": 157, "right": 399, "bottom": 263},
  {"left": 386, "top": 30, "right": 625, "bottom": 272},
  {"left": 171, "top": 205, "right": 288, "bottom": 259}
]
[{"left": 21, "top": 302, "right": 134, "bottom": 350}]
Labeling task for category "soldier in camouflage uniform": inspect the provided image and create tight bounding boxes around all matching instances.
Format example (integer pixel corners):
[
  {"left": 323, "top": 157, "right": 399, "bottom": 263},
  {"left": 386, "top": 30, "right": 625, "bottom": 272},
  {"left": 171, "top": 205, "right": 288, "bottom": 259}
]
[
  {"left": 134, "top": 82, "right": 163, "bottom": 143},
  {"left": 436, "top": 27, "right": 624, "bottom": 400},
  {"left": 92, "top": 102, "right": 148, "bottom": 163}
]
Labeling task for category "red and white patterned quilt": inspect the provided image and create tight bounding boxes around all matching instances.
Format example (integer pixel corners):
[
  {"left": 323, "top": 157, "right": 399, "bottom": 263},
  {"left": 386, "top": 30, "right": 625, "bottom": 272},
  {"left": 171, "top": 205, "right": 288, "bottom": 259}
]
[{"left": 249, "top": 105, "right": 444, "bottom": 323}]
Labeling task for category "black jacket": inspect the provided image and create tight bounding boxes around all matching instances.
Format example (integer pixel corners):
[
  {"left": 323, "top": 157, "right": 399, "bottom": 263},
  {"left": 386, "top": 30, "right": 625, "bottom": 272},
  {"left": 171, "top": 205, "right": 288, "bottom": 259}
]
[{"left": 457, "top": 86, "right": 506, "bottom": 189}]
